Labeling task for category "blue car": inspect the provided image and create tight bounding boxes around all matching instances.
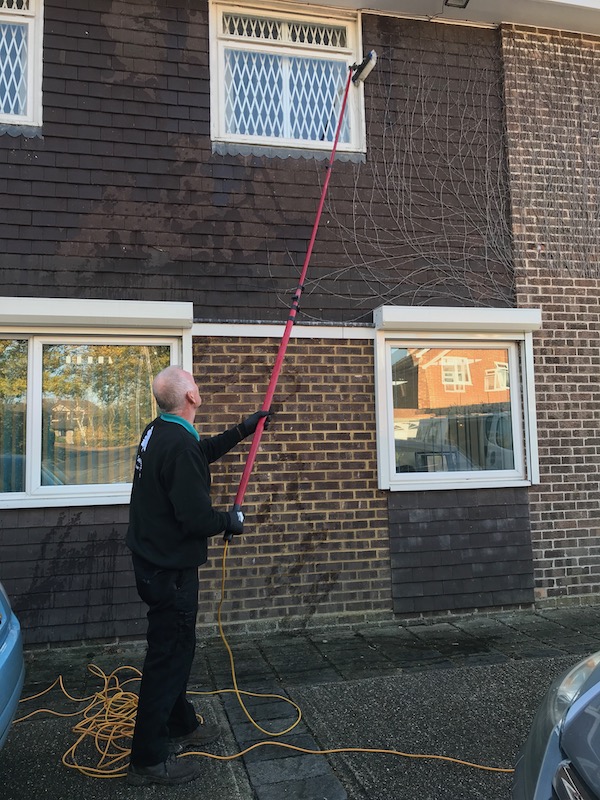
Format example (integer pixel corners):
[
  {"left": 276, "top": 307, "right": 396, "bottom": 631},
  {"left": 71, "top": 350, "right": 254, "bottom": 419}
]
[
  {"left": 513, "top": 651, "right": 600, "bottom": 800},
  {"left": 0, "top": 580, "right": 24, "bottom": 750}
]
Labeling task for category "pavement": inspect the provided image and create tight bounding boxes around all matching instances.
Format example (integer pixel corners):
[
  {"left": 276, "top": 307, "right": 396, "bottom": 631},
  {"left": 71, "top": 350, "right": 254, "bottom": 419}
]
[{"left": 4, "top": 604, "right": 600, "bottom": 800}]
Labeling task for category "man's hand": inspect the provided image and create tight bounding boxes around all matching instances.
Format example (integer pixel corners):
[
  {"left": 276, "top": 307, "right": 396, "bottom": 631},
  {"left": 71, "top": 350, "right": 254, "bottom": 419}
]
[
  {"left": 224, "top": 509, "right": 244, "bottom": 537},
  {"left": 240, "top": 409, "right": 273, "bottom": 437}
]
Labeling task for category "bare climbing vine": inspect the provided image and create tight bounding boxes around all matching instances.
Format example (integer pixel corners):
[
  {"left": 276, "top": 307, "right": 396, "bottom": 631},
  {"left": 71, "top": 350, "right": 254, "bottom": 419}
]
[{"left": 273, "top": 39, "right": 517, "bottom": 321}]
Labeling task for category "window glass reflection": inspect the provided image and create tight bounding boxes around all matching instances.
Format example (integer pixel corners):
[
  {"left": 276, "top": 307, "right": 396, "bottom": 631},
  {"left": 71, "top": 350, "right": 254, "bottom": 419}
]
[
  {"left": 42, "top": 344, "right": 171, "bottom": 485},
  {"left": 391, "top": 346, "right": 515, "bottom": 473},
  {"left": 0, "top": 339, "right": 28, "bottom": 492}
]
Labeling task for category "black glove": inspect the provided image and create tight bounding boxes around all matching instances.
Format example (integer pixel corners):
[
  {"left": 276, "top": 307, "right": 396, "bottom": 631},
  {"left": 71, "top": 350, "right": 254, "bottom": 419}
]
[
  {"left": 224, "top": 509, "right": 244, "bottom": 536},
  {"left": 239, "top": 409, "right": 273, "bottom": 437}
]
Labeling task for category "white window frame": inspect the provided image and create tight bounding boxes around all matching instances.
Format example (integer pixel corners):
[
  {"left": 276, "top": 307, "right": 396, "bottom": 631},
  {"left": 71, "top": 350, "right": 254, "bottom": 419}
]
[
  {"left": 373, "top": 305, "right": 542, "bottom": 492},
  {"left": 0, "top": 297, "right": 193, "bottom": 508},
  {"left": 209, "top": 0, "right": 365, "bottom": 153},
  {"left": 0, "top": 0, "right": 44, "bottom": 127}
]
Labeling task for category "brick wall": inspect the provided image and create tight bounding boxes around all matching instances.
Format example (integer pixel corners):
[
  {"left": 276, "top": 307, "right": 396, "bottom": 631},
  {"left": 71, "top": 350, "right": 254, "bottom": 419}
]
[
  {"left": 503, "top": 25, "right": 600, "bottom": 603},
  {"left": 193, "top": 335, "right": 392, "bottom": 633}
]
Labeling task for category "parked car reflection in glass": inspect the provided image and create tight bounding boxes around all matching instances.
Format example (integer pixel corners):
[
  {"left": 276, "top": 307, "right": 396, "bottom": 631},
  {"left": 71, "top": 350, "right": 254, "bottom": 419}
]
[
  {"left": 394, "top": 411, "right": 514, "bottom": 473},
  {"left": 391, "top": 344, "right": 516, "bottom": 475},
  {"left": 0, "top": 580, "right": 25, "bottom": 750},
  {"left": 513, "top": 651, "right": 600, "bottom": 800}
]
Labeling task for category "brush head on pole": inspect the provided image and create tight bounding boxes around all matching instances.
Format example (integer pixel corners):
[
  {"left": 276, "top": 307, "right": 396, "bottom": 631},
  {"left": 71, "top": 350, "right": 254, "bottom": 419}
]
[{"left": 352, "top": 50, "right": 377, "bottom": 84}]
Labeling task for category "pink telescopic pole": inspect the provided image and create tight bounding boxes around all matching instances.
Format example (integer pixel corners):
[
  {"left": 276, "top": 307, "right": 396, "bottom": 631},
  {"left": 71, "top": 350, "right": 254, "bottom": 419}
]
[{"left": 226, "top": 52, "right": 377, "bottom": 540}]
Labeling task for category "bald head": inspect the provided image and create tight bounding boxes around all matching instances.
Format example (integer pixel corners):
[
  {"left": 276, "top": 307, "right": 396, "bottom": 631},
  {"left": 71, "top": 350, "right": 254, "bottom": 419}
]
[{"left": 152, "top": 366, "right": 201, "bottom": 418}]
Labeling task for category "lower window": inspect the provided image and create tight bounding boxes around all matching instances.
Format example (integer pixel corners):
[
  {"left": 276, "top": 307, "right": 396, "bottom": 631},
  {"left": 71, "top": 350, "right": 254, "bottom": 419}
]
[
  {"left": 374, "top": 306, "right": 541, "bottom": 491},
  {"left": 0, "top": 338, "right": 173, "bottom": 500}
]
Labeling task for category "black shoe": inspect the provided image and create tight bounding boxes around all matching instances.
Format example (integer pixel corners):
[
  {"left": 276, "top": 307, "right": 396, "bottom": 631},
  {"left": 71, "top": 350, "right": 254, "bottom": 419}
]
[
  {"left": 169, "top": 721, "right": 222, "bottom": 753},
  {"left": 127, "top": 754, "right": 202, "bottom": 786}
]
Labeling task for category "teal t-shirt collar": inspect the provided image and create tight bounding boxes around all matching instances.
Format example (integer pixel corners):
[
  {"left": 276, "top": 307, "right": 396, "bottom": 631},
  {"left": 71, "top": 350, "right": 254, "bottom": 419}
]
[{"left": 160, "top": 413, "right": 200, "bottom": 441}]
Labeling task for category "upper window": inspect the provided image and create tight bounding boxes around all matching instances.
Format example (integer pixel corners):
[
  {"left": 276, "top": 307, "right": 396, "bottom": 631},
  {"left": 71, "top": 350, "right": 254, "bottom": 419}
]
[
  {"left": 0, "top": 297, "right": 193, "bottom": 508},
  {"left": 0, "top": 0, "right": 43, "bottom": 127},
  {"left": 374, "top": 306, "right": 542, "bottom": 491},
  {"left": 210, "top": 2, "right": 364, "bottom": 152}
]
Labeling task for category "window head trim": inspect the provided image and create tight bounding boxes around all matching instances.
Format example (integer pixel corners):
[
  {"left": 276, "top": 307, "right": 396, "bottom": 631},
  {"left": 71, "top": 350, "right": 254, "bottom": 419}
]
[
  {"left": 0, "top": 296, "right": 194, "bottom": 330},
  {"left": 373, "top": 305, "right": 542, "bottom": 334}
]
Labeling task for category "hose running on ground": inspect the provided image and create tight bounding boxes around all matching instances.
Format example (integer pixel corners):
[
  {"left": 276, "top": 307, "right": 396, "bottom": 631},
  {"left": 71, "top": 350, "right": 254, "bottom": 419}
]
[{"left": 13, "top": 540, "right": 514, "bottom": 778}]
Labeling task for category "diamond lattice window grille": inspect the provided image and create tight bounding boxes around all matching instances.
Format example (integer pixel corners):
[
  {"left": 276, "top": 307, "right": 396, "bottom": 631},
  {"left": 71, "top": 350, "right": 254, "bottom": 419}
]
[
  {"left": 0, "top": 0, "right": 30, "bottom": 12},
  {"left": 223, "top": 13, "right": 346, "bottom": 50},
  {"left": 224, "top": 48, "right": 348, "bottom": 144},
  {"left": 223, "top": 14, "right": 281, "bottom": 40},
  {"left": 0, "top": 22, "right": 27, "bottom": 116},
  {"left": 289, "top": 57, "right": 348, "bottom": 142},
  {"left": 225, "top": 50, "right": 284, "bottom": 138},
  {"left": 288, "top": 22, "right": 346, "bottom": 48}
]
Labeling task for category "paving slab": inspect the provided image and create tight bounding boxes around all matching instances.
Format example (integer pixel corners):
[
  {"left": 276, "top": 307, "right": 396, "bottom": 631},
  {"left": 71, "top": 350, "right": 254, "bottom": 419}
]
[
  {"left": 239, "top": 733, "right": 323, "bottom": 764},
  {"left": 253, "top": 772, "right": 348, "bottom": 800},
  {"left": 538, "top": 606, "right": 600, "bottom": 637},
  {"left": 452, "top": 614, "right": 566, "bottom": 659}
]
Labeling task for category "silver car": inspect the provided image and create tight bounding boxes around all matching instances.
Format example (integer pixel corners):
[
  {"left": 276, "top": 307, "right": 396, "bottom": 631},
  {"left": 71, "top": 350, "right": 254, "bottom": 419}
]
[
  {"left": 513, "top": 651, "right": 600, "bottom": 800},
  {"left": 0, "top": 581, "right": 25, "bottom": 750}
]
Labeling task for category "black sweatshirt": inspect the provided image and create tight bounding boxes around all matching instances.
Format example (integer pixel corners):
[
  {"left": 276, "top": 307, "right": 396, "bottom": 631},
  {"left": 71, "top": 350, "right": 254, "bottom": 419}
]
[{"left": 126, "top": 416, "right": 244, "bottom": 569}]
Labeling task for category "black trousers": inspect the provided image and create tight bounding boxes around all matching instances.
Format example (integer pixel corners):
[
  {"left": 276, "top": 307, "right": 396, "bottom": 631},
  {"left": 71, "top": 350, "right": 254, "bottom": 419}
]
[{"left": 130, "top": 553, "right": 200, "bottom": 767}]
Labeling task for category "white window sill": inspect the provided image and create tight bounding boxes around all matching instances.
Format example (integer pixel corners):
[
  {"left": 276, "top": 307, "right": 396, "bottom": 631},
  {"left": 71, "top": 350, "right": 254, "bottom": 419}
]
[{"left": 0, "top": 487, "right": 131, "bottom": 509}]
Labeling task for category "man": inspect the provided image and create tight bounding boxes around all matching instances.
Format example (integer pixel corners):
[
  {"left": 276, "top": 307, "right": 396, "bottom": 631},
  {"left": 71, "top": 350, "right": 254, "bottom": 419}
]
[{"left": 126, "top": 365, "right": 270, "bottom": 787}]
